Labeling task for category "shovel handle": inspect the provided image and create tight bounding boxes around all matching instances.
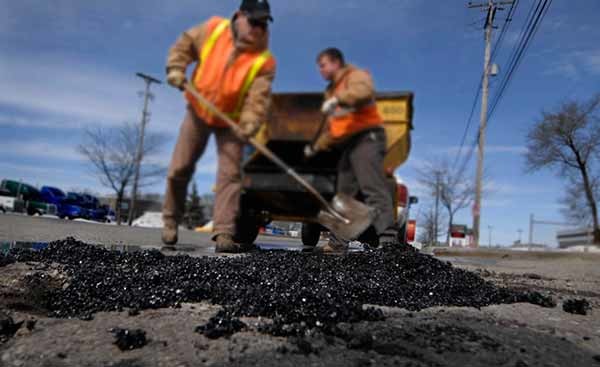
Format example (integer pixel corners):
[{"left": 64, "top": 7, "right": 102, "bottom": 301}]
[{"left": 183, "top": 83, "right": 349, "bottom": 224}]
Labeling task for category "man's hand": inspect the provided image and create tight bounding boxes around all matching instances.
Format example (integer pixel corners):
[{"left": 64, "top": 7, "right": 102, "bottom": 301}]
[
  {"left": 321, "top": 97, "right": 339, "bottom": 115},
  {"left": 303, "top": 144, "right": 317, "bottom": 159},
  {"left": 238, "top": 121, "right": 261, "bottom": 140},
  {"left": 167, "top": 69, "right": 187, "bottom": 90}
]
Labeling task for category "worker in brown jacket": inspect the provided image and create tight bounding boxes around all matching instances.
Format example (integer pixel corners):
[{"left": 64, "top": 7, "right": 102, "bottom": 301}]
[
  {"left": 305, "top": 48, "right": 396, "bottom": 252},
  {"left": 162, "top": 0, "right": 276, "bottom": 253}
]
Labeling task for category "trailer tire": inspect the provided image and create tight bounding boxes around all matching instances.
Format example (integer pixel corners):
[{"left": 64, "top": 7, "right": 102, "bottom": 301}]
[
  {"left": 357, "top": 226, "right": 379, "bottom": 248},
  {"left": 301, "top": 223, "right": 321, "bottom": 248},
  {"left": 397, "top": 222, "right": 407, "bottom": 245},
  {"left": 234, "top": 215, "right": 260, "bottom": 245}
]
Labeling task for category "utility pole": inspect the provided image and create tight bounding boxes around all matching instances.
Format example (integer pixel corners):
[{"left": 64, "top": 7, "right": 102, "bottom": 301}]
[
  {"left": 528, "top": 214, "right": 574, "bottom": 250},
  {"left": 468, "top": 0, "right": 512, "bottom": 247},
  {"left": 128, "top": 73, "right": 161, "bottom": 226},
  {"left": 434, "top": 171, "right": 441, "bottom": 246},
  {"left": 528, "top": 213, "right": 534, "bottom": 250},
  {"left": 488, "top": 225, "right": 493, "bottom": 247},
  {"left": 517, "top": 228, "right": 523, "bottom": 244}
]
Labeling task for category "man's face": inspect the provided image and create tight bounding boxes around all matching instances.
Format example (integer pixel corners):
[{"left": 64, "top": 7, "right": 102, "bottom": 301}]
[
  {"left": 236, "top": 12, "right": 268, "bottom": 43},
  {"left": 318, "top": 55, "right": 341, "bottom": 82}
]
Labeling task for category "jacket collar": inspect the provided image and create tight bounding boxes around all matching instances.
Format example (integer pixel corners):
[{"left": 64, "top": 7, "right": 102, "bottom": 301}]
[{"left": 327, "top": 64, "right": 355, "bottom": 92}]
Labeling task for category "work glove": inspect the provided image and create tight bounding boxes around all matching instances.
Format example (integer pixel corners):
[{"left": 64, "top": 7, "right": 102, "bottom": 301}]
[
  {"left": 167, "top": 69, "right": 187, "bottom": 90},
  {"left": 238, "top": 121, "right": 261, "bottom": 140},
  {"left": 303, "top": 144, "right": 317, "bottom": 159},
  {"left": 321, "top": 96, "right": 339, "bottom": 115}
]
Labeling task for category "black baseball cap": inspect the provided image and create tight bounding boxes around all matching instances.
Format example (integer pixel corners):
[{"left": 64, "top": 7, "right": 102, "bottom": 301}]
[{"left": 240, "top": 0, "right": 273, "bottom": 22}]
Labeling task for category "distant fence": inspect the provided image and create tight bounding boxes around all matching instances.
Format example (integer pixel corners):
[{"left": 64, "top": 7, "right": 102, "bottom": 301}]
[{"left": 556, "top": 228, "right": 594, "bottom": 248}]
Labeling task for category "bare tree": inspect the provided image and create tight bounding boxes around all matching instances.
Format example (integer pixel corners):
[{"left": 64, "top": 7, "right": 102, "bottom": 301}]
[
  {"left": 417, "top": 159, "right": 475, "bottom": 245},
  {"left": 560, "top": 174, "right": 599, "bottom": 225},
  {"left": 525, "top": 94, "right": 600, "bottom": 244},
  {"left": 78, "top": 122, "right": 166, "bottom": 225},
  {"left": 417, "top": 205, "right": 447, "bottom": 246}
]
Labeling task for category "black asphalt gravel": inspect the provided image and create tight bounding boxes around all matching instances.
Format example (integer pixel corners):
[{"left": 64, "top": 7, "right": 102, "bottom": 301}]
[{"left": 1, "top": 238, "right": 555, "bottom": 338}]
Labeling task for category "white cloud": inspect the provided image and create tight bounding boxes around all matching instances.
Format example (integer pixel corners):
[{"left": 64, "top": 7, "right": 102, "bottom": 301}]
[
  {"left": 0, "top": 141, "right": 82, "bottom": 162},
  {"left": 0, "top": 52, "right": 184, "bottom": 134},
  {"left": 545, "top": 49, "right": 600, "bottom": 79}
]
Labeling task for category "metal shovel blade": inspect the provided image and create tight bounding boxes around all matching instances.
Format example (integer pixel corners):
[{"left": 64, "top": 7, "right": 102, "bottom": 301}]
[{"left": 316, "top": 193, "right": 375, "bottom": 241}]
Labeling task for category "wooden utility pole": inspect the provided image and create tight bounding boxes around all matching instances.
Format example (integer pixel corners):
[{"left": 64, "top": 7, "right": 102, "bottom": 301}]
[
  {"left": 128, "top": 73, "right": 161, "bottom": 226},
  {"left": 434, "top": 171, "right": 441, "bottom": 246},
  {"left": 468, "top": 0, "right": 512, "bottom": 247}
]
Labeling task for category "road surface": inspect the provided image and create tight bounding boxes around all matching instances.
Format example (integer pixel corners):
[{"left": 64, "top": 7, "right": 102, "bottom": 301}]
[
  {"left": 1, "top": 213, "right": 600, "bottom": 366},
  {"left": 0, "top": 213, "right": 310, "bottom": 256}
]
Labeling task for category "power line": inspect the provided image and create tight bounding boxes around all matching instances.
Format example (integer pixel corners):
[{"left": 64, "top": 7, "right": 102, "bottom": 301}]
[
  {"left": 454, "top": 0, "right": 551, "bottom": 179},
  {"left": 451, "top": 78, "right": 482, "bottom": 172},
  {"left": 490, "top": 0, "right": 518, "bottom": 61},
  {"left": 487, "top": 0, "right": 553, "bottom": 121},
  {"left": 452, "top": 0, "right": 517, "bottom": 173}
]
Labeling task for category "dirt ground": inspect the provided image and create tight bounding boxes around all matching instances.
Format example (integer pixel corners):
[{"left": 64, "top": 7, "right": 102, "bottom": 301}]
[{"left": 1, "top": 248, "right": 600, "bottom": 367}]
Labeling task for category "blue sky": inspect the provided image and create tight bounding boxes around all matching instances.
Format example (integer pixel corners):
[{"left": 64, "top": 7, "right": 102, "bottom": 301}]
[{"left": 1, "top": 1, "right": 599, "bottom": 246}]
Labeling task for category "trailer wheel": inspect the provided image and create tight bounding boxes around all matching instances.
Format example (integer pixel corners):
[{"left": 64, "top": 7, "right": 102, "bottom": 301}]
[
  {"left": 357, "top": 226, "right": 379, "bottom": 248},
  {"left": 396, "top": 223, "right": 407, "bottom": 245},
  {"left": 301, "top": 223, "right": 322, "bottom": 248},
  {"left": 234, "top": 215, "right": 260, "bottom": 245}
]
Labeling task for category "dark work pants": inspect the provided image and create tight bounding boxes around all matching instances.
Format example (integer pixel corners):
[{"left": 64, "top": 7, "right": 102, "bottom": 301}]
[{"left": 337, "top": 127, "right": 394, "bottom": 236}]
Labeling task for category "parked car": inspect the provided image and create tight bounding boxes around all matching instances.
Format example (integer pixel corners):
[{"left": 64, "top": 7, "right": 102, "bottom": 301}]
[
  {"left": 0, "top": 180, "right": 56, "bottom": 216},
  {"left": 60, "top": 192, "right": 89, "bottom": 220},
  {"left": 40, "top": 186, "right": 67, "bottom": 206},
  {"left": 81, "top": 194, "right": 108, "bottom": 222}
]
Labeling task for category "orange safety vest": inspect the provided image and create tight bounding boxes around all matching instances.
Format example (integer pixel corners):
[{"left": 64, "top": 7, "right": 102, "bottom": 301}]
[
  {"left": 185, "top": 17, "right": 275, "bottom": 127},
  {"left": 328, "top": 69, "right": 383, "bottom": 138}
]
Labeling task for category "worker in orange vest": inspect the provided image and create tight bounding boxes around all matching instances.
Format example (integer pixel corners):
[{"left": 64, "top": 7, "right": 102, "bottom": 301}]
[
  {"left": 162, "top": 0, "right": 276, "bottom": 253},
  {"left": 305, "top": 48, "right": 396, "bottom": 252}
]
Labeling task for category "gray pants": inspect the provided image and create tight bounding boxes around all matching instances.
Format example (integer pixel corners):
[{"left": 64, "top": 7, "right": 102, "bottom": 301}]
[{"left": 337, "top": 128, "right": 394, "bottom": 235}]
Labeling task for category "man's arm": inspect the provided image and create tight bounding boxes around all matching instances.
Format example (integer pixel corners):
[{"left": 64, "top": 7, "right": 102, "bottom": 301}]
[
  {"left": 238, "top": 61, "right": 277, "bottom": 136},
  {"left": 166, "top": 23, "right": 209, "bottom": 73},
  {"left": 335, "top": 69, "right": 376, "bottom": 107}
]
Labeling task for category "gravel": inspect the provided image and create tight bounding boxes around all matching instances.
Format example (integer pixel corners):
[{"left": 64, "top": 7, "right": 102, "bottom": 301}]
[{"left": 1, "top": 237, "right": 555, "bottom": 337}]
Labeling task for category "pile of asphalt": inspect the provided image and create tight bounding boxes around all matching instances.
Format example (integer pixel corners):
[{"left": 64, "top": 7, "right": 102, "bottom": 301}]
[
  {"left": 1, "top": 238, "right": 554, "bottom": 336},
  {"left": 110, "top": 328, "right": 148, "bottom": 351},
  {"left": 563, "top": 299, "right": 592, "bottom": 315}
]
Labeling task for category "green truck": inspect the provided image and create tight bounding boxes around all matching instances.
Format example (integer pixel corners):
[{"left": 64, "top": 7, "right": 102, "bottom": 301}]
[{"left": 0, "top": 180, "right": 57, "bottom": 216}]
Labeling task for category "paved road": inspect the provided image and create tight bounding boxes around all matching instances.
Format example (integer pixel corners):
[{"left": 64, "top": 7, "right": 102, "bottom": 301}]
[{"left": 0, "top": 213, "right": 309, "bottom": 256}]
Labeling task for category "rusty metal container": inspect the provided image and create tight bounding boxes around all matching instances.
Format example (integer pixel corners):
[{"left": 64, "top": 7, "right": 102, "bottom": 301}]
[{"left": 234, "top": 91, "right": 414, "bottom": 245}]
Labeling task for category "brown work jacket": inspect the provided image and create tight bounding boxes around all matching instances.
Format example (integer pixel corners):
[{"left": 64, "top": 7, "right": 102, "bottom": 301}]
[{"left": 167, "top": 15, "right": 275, "bottom": 131}]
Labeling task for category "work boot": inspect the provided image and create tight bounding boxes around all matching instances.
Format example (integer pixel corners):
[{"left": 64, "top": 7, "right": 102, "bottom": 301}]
[
  {"left": 317, "top": 237, "right": 349, "bottom": 254},
  {"left": 378, "top": 228, "right": 399, "bottom": 248},
  {"left": 161, "top": 222, "right": 178, "bottom": 247},
  {"left": 215, "top": 234, "right": 257, "bottom": 254}
]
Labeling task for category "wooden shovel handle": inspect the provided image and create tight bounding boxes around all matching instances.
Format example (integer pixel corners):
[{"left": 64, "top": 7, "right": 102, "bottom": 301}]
[{"left": 183, "top": 83, "right": 349, "bottom": 223}]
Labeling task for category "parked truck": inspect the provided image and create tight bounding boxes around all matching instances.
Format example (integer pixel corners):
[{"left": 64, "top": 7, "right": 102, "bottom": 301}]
[
  {"left": 0, "top": 180, "right": 57, "bottom": 216},
  {"left": 0, "top": 187, "right": 15, "bottom": 213},
  {"left": 81, "top": 194, "right": 109, "bottom": 222},
  {"left": 234, "top": 91, "right": 417, "bottom": 247}
]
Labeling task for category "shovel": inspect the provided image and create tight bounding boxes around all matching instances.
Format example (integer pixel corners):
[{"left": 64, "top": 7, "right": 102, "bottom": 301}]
[{"left": 184, "top": 83, "right": 374, "bottom": 240}]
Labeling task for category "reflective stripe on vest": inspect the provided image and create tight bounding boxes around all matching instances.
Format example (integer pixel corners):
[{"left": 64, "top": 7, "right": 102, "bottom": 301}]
[
  {"left": 192, "top": 18, "right": 272, "bottom": 122},
  {"left": 198, "top": 19, "right": 230, "bottom": 78},
  {"left": 233, "top": 50, "right": 272, "bottom": 118}
]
